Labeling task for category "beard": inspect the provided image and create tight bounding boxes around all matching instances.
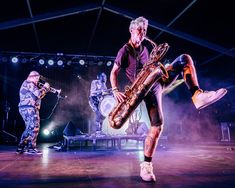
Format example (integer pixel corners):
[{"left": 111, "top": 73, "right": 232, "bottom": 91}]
[{"left": 132, "top": 36, "right": 144, "bottom": 46}]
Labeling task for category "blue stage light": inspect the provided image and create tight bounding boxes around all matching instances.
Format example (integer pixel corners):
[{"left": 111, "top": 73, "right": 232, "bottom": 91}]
[
  {"left": 79, "top": 59, "right": 85, "bottom": 65},
  {"left": 11, "top": 56, "right": 19, "bottom": 63},
  {"left": 57, "top": 60, "right": 63, "bottom": 66},
  {"left": 48, "top": 59, "right": 54, "bottom": 66},
  {"left": 43, "top": 129, "right": 50, "bottom": 136},
  {"left": 106, "top": 61, "right": 112, "bottom": 66},
  {"left": 39, "top": 59, "right": 45, "bottom": 65}
]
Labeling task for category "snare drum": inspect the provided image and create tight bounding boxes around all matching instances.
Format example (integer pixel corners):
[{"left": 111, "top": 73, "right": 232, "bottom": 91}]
[{"left": 99, "top": 95, "right": 117, "bottom": 117}]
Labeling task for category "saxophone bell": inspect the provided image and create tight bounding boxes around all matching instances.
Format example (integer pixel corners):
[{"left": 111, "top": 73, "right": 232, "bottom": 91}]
[{"left": 144, "top": 36, "right": 169, "bottom": 63}]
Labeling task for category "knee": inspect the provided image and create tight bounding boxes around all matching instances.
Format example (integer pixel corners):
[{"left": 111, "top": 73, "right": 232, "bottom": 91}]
[
  {"left": 179, "top": 54, "right": 194, "bottom": 66},
  {"left": 149, "top": 125, "right": 163, "bottom": 138},
  {"left": 171, "top": 54, "right": 194, "bottom": 71}
]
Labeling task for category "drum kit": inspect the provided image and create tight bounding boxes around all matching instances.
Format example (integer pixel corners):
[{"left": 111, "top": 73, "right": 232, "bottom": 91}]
[
  {"left": 89, "top": 88, "right": 117, "bottom": 117},
  {"left": 99, "top": 94, "right": 116, "bottom": 117},
  {"left": 89, "top": 88, "right": 148, "bottom": 136}
]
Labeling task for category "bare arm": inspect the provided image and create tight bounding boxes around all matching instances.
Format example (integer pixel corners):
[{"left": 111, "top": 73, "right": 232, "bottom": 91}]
[
  {"left": 110, "top": 63, "right": 126, "bottom": 102},
  {"left": 110, "top": 63, "right": 120, "bottom": 90},
  {"left": 90, "top": 80, "right": 98, "bottom": 96}
]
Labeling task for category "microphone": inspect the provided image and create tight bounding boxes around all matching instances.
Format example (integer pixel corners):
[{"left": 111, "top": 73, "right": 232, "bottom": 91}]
[{"left": 57, "top": 94, "right": 67, "bottom": 99}]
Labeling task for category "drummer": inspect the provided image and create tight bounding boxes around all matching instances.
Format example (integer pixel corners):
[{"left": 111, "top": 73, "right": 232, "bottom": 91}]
[{"left": 89, "top": 72, "right": 108, "bottom": 136}]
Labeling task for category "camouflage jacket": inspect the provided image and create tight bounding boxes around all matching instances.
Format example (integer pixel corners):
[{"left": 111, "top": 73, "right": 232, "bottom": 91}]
[{"left": 18, "top": 80, "right": 47, "bottom": 109}]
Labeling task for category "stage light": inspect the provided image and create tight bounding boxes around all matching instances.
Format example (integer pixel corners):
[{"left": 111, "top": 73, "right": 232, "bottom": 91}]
[
  {"left": 79, "top": 59, "right": 85, "bottom": 65},
  {"left": 48, "top": 59, "right": 54, "bottom": 66},
  {"left": 106, "top": 61, "right": 112, "bottom": 66},
  {"left": 43, "top": 129, "right": 50, "bottom": 136},
  {"left": 67, "top": 60, "right": 72, "bottom": 66},
  {"left": 97, "top": 61, "right": 103, "bottom": 66},
  {"left": 11, "top": 56, "right": 19, "bottom": 63},
  {"left": 39, "top": 58, "right": 45, "bottom": 65},
  {"left": 42, "top": 122, "right": 56, "bottom": 137},
  {"left": 77, "top": 75, "right": 82, "bottom": 79},
  {"left": 57, "top": 60, "right": 64, "bottom": 66}
]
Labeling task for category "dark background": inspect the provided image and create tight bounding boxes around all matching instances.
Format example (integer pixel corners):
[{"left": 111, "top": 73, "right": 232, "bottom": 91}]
[{"left": 0, "top": 0, "right": 234, "bottom": 143}]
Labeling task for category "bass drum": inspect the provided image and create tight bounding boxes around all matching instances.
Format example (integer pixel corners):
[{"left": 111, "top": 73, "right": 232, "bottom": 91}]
[{"left": 99, "top": 95, "right": 117, "bottom": 117}]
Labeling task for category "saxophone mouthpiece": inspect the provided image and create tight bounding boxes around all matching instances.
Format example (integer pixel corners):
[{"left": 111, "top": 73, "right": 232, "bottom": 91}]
[
  {"left": 144, "top": 36, "right": 157, "bottom": 48},
  {"left": 144, "top": 36, "right": 149, "bottom": 41}
]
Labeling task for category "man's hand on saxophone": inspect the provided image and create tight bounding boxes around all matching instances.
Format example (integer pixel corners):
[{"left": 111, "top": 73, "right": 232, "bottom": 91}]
[{"left": 112, "top": 88, "right": 126, "bottom": 103}]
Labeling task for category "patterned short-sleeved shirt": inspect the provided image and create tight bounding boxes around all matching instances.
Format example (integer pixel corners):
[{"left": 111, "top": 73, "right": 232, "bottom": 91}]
[{"left": 18, "top": 80, "right": 46, "bottom": 109}]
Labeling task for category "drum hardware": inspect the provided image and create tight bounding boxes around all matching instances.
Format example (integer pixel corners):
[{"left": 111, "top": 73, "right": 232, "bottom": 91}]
[
  {"left": 92, "top": 88, "right": 113, "bottom": 98},
  {"left": 99, "top": 95, "right": 116, "bottom": 117},
  {"left": 89, "top": 88, "right": 116, "bottom": 117}
]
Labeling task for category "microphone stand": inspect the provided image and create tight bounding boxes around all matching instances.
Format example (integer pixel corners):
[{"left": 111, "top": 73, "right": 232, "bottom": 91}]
[
  {"left": 1, "top": 100, "right": 18, "bottom": 142},
  {"left": 41, "top": 92, "right": 67, "bottom": 120}
]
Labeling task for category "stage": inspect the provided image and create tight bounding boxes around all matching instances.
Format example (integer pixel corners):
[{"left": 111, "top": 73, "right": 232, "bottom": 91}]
[
  {"left": 62, "top": 134, "right": 148, "bottom": 151},
  {"left": 1, "top": 141, "right": 235, "bottom": 188}
]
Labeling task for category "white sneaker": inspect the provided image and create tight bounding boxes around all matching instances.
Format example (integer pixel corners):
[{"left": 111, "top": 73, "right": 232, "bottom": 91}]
[
  {"left": 25, "top": 148, "right": 42, "bottom": 155},
  {"left": 192, "top": 88, "right": 227, "bottom": 110},
  {"left": 140, "top": 161, "right": 156, "bottom": 182}
]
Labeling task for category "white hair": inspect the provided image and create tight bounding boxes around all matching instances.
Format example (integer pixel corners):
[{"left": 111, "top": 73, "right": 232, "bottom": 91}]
[
  {"left": 129, "top": 16, "right": 148, "bottom": 33},
  {"left": 27, "top": 71, "right": 40, "bottom": 81},
  {"left": 28, "top": 71, "right": 40, "bottom": 77}
]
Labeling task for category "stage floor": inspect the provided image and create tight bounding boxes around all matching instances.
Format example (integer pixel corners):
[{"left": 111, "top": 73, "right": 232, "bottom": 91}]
[{"left": 1, "top": 141, "right": 235, "bottom": 188}]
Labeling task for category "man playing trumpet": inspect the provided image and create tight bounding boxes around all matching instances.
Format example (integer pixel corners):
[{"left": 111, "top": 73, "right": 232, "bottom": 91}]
[{"left": 16, "top": 71, "right": 50, "bottom": 155}]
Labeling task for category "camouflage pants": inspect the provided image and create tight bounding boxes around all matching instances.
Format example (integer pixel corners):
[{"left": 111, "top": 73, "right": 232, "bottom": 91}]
[
  {"left": 89, "top": 96, "right": 105, "bottom": 131},
  {"left": 19, "top": 107, "right": 40, "bottom": 148}
]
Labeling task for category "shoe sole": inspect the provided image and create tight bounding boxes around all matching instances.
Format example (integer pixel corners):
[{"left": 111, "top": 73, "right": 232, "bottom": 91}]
[
  {"left": 141, "top": 176, "right": 156, "bottom": 182},
  {"left": 16, "top": 151, "right": 25, "bottom": 154},
  {"left": 24, "top": 152, "right": 42, "bottom": 155},
  {"left": 197, "top": 89, "right": 227, "bottom": 110},
  {"left": 16, "top": 148, "right": 26, "bottom": 154},
  {"left": 24, "top": 153, "right": 42, "bottom": 155}
]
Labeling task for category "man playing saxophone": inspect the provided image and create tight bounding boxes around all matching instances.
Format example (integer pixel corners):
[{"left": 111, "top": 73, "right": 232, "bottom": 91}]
[
  {"left": 110, "top": 16, "right": 227, "bottom": 182},
  {"left": 16, "top": 71, "right": 50, "bottom": 155}
]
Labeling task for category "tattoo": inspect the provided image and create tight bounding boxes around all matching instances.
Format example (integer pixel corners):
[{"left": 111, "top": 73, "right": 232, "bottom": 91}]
[{"left": 145, "top": 136, "right": 155, "bottom": 155}]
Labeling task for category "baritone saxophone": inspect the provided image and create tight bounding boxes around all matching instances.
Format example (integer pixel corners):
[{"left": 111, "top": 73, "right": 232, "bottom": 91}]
[{"left": 108, "top": 37, "right": 169, "bottom": 129}]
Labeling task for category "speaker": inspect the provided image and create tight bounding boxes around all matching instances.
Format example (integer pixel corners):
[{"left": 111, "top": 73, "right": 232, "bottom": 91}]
[{"left": 63, "top": 121, "right": 81, "bottom": 136}]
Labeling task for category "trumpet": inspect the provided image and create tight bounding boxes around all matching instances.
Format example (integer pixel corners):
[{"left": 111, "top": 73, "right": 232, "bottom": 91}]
[{"left": 38, "top": 82, "right": 61, "bottom": 94}]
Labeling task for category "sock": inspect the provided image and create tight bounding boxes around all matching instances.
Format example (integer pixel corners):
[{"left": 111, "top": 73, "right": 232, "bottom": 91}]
[
  {"left": 144, "top": 155, "right": 152, "bottom": 162},
  {"left": 190, "top": 86, "right": 199, "bottom": 96}
]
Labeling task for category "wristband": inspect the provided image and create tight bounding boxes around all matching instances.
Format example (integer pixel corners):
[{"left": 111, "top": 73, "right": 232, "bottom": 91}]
[{"left": 112, "top": 87, "right": 119, "bottom": 92}]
